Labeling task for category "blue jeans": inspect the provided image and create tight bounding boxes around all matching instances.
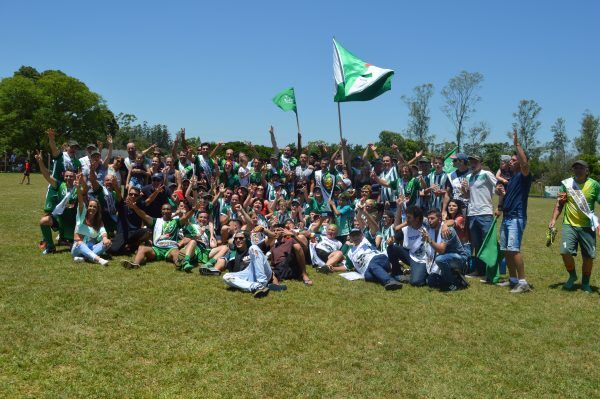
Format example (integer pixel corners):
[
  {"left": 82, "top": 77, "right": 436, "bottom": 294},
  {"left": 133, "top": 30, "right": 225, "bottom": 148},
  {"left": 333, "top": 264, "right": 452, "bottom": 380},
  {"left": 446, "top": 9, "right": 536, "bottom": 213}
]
[
  {"left": 409, "top": 260, "right": 428, "bottom": 286},
  {"left": 223, "top": 245, "right": 272, "bottom": 292},
  {"left": 500, "top": 217, "right": 526, "bottom": 252},
  {"left": 430, "top": 253, "right": 467, "bottom": 289},
  {"left": 364, "top": 255, "right": 392, "bottom": 285},
  {"left": 71, "top": 241, "right": 106, "bottom": 261},
  {"left": 469, "top": 214, "right": 494, "bottom": 274},
  {"left": 386, "top": 244, "right": 410, "bottom": 276}
]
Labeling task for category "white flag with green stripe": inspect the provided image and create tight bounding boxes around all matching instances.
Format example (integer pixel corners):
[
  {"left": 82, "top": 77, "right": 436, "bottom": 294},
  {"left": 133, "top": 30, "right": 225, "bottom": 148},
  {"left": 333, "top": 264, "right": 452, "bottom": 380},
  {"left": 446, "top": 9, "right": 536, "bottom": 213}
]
[{"left": 333, "top": 38, "right": 394, "bottom": 102}]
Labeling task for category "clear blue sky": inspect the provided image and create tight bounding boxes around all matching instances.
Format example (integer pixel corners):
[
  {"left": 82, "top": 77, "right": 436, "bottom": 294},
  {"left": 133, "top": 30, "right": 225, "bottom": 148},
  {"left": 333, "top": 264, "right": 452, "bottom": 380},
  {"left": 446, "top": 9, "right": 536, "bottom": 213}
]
[{"left": 1, "top": 0, "right": 599, "bottom": 147}]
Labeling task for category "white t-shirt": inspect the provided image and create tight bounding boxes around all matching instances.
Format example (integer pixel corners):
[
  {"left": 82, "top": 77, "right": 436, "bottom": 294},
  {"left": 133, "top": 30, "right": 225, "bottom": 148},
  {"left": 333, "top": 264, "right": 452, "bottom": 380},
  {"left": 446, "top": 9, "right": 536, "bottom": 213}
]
[
  {"left": 347, "top": 237, "right": 384, "bottom": 275},
  {"left": 466, "top": 170, "right": 497, "bottom": 216},
  {"left": 316, "top": 236, "right": 343, "bottom": 253}
]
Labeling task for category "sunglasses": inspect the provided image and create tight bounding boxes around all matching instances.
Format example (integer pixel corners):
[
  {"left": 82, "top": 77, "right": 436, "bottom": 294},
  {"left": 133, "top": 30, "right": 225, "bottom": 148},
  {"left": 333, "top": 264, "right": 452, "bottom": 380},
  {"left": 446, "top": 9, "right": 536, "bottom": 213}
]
[
  {"left": 128, "top": 192, "right": 140, "bottom": 197},
  {"left": 233, "top": 236, "right": 245, "bottom": 241}
]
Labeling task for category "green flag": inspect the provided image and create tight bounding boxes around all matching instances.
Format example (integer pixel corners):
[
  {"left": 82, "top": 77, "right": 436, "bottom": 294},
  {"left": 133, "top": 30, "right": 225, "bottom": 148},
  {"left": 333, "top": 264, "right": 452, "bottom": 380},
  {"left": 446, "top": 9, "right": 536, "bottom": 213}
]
[
  {"left": 443, "top": 146, "right": 458, "bottom": 174},
  {"left": 475, "top": 216, "right": 503, "bottom": 284},
  {"left": 272, "top": 87, "right": 297, "bottom": 112},
  {"left": 333, "top": 39, "right": 394, "bottom": 102}
]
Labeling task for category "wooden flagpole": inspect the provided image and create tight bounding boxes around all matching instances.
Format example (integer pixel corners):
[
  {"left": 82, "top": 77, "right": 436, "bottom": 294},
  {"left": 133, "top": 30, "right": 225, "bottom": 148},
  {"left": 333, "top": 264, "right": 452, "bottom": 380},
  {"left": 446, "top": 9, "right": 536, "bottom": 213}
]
[{"left": 337, "top": 102, "right": 343, "bottom": 141}]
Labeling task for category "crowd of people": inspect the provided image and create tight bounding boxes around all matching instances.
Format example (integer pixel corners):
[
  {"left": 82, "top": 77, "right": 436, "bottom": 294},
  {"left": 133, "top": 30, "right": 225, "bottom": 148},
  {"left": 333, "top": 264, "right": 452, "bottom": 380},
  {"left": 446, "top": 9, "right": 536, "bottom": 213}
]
[{"left": 33, "top": 126, "right": 598, "bottom": 297}]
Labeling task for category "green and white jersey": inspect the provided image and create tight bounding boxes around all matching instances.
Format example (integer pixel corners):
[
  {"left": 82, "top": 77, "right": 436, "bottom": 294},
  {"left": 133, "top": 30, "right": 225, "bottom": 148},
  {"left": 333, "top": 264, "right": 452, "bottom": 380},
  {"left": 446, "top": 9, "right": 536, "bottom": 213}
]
[{"left": 151, "top": 217, "right": 182, "bottom": 249}]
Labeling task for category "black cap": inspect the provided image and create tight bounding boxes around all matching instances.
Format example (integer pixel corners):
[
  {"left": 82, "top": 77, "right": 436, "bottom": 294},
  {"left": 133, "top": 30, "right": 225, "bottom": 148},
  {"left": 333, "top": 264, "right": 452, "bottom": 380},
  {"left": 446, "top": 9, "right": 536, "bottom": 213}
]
[
  {"left": 151, "top": 173, "right": 164, "bottom": 180},
  {"left": 572, "top": 160, "right": 589, "bottom": 168}
]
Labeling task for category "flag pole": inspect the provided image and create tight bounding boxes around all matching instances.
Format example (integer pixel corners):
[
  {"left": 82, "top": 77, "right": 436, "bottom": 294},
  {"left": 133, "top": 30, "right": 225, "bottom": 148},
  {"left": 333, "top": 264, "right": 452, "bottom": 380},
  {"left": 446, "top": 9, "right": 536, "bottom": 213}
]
[
  {"left": 294, "top": 108, "right": 301, "bottom": 136},
  {"left": 337, "top": 102, "right": 343, "bottom": 141}
]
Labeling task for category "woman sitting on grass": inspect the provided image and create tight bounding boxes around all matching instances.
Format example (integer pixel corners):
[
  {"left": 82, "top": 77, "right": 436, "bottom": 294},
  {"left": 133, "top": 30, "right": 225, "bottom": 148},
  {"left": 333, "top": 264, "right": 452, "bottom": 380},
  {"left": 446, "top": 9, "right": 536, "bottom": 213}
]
[{"left": 71, "top": 174, "right": 112, "bottom": 265}]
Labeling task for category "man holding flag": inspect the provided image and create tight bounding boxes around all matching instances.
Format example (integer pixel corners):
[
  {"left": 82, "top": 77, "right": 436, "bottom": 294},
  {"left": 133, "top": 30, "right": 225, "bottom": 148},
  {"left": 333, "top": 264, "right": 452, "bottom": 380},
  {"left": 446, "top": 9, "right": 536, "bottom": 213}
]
[{"left": 548, "top": 160, "right": 600, "bottom": 293}]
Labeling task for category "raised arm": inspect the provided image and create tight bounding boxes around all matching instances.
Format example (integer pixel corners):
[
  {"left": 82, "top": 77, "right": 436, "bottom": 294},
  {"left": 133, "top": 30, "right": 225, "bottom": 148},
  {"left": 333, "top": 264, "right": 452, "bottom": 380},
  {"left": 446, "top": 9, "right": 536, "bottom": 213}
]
[
  {"left": 142, "top": 143, "right": 157, "bottom": 157},
  {"left": 47, "top": 128, "right": 60, "bottom": 158},
  {"left": 269, "top": 126, "right": 280, "bottom": 158},
  {"left": 76, "top": 173, "right": 86, "bottom": 212},
  {"left": 513, "top": 129, "right": 529, "bottom": 176},
  {"left": 89, "top": 161, "right": 101, "bottom": 191},
  {"left": 126, "top": 196, "right": 153, "bottom": 226},
  {"left": 406, "top": 150, "right": 424, "bottom": 166},
  {"left": 34, "top": 150, "right": 57, "bottom": 187},
  {"left": 102, "top": 135, "right": 113, "bottom": 167},
  {"left": 210, "top": 141, "right": 223, "bottom": 158}
]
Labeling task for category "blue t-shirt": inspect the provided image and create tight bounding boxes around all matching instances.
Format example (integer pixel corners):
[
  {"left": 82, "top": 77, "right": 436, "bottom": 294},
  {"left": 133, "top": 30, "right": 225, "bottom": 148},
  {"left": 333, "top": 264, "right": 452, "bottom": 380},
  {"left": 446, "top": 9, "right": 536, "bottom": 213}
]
[
  {"left": 442, "top": 227, "right": 468, "bottom": 260},
  {"left": 502, "top": 172, "right": 533, "bottom": 219}
]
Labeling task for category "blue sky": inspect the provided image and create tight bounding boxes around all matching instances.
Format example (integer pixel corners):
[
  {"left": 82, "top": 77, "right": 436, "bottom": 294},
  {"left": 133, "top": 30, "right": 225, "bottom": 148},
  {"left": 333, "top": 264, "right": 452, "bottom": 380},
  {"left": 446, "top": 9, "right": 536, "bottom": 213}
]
[{"left": 1, "top": 0, "right": 599, "bottom": 147}]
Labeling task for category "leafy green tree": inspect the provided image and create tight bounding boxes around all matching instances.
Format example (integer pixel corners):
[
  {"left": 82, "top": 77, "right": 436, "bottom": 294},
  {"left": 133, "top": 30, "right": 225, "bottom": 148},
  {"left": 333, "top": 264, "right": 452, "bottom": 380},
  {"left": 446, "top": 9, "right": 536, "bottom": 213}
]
[
  {"left": 511, "top": 99, "right": 542, "bottom": 156},
  {"left": 401, "top": 83, "right": 434, "bottom": 147},
  {"left": 574, "top": 110, "right": 600, "bottom": 157},
  {"left": 441, "top": 71, "right": 484, "bottom": 151},
  {"left": 0, "top": 66, "right": 116, "bottom": 154},
  {"left": 463, "top": 121, "right": 490, "bottom": 156}
]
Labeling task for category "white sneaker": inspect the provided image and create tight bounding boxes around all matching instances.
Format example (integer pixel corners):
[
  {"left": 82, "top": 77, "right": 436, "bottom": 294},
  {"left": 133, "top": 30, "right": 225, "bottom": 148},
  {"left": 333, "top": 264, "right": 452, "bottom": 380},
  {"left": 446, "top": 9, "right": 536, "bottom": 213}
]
[
  {"left": 510, "top": 282, "right": 531, "bottom": 293},
  {"left": 96, "top": 257, "right": 109, "bottom": 266},
  {"left": 73, "top": 256, "right": 85, "bottom": 263}
]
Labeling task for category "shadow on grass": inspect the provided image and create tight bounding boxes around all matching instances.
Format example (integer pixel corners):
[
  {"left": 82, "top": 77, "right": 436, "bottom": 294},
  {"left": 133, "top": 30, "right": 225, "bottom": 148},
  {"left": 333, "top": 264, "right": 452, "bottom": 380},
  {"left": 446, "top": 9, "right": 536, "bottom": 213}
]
[{"left": 548, "top": 282, "right": 599, "bottom": 294}]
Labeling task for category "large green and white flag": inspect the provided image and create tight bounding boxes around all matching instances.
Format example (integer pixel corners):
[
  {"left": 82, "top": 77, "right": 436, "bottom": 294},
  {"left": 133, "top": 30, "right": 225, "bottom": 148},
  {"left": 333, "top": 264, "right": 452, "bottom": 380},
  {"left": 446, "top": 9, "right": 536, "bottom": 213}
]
[
  {"left": 443, "top": 146, "right": 458, "bottom": 173},
  {"left": 272, "top": 87, "right": 297, "bottom": 112},
  {"left": 333, "top": 38, "right": 394, "bottom": 102},
  {"left": 476, "top": 216, "right": 503, "bottom": 284}
]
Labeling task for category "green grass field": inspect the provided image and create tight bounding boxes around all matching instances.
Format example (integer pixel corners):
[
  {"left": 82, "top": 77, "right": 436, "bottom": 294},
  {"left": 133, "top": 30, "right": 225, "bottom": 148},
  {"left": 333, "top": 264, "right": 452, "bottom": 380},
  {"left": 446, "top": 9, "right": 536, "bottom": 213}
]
[{"left": 1, "top": 174, "right": 598, "bottom": 398}]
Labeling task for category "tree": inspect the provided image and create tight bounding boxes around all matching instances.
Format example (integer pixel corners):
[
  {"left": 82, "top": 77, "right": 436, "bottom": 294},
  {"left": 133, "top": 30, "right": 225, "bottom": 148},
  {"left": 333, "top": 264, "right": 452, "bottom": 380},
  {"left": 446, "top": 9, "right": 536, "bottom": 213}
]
[
  {"left": 574, "top": 110, "right": 600, "bottom": 157},
  {"left": 441, "top": 71, "right": 484, "bottom": 151},
  {"left": 511, "top": 99, "right": 542, "bottom": 155},
  {"left": 0, "top": 66, "right": 116, "bottom": 154},
  {"left": 463, "top": 121, "right": 490, "bottom": 156},
  {"left": 401, "top": 83, "right": 434, "bottom": 147},
  {"left": 548, "top": 117, "right": 569, "bottom": 165}
]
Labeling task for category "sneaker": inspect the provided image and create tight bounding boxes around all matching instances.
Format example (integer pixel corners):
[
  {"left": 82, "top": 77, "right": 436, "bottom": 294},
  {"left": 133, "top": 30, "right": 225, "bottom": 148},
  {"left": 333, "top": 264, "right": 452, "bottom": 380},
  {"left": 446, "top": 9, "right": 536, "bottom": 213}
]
[
  {"left": 73, "top": 256, "right": 85, "bottom": 263},
  {"left": 96, "top": 257, "right": 109, "bottom": 266},
  {"left": 498, "top": 280, "right": 517, "bottom": 288},
  {"left": 252, "top": 286, "right": 270, "bottom": 298},
  {"left": 545, "top": 227, "right": 557, "bottom": 247},
  {"left": 317, "top": 265, "right": 331, "bottom": 274},
  {"left": 393, "top": 274, "right": 411, "bottom": 283},
  {"left": 465, "top": 271, "right": 484, "bottom": 279},
  {"left": 121, "top": 260, "right": 140, "bottom": 269},
  {"left": 41, "top": 246, "right": 56, "bottom": 255},
  {"left": 182, "top": 263, "right": 195, "bottom": 273},
  {"left": 510, "top": 282, "right": 531, "bottom": 293},
  {"left": 384, "top": 280, "right": 402, "bottom": 291},
  {"left": 268, "top": 283, "right": 287, "bottom": 291},
  {"left": 581, "top": 284, "right": 593, "bottom": 293},
  {"left": 454, "top": 271, "right": 470, "bottom": 289},
  {"left": 199, "top": 266, "right": 221, "bottom": 276}
]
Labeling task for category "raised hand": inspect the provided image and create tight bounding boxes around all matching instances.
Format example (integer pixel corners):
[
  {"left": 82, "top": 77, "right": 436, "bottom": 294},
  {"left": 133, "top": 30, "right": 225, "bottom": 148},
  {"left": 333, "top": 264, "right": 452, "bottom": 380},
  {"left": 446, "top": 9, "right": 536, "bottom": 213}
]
[
  {"left": 47, "top": 128, "right": 55, "bottom": 140},
  {"left": 513, "top": 128, "right": 519, "bottom": 146},
  {"left": 107, "top": 134, "right": 113, "bottom": 145},
  {"left": 269, "top": 125, "right": 274, "bottom": 135},
  {"left": 34, "top": 149, "right": 42, "bottom": 161},
  {"left": 369, "top": 144, "right": 377, "bottom": 151},
  {"left": 415, "top": 150, "right": 423, "bottom": 158}
]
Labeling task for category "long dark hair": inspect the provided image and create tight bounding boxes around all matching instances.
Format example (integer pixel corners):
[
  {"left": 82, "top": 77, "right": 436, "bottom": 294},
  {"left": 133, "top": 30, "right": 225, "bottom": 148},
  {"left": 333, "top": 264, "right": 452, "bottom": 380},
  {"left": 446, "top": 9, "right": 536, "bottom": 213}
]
[
  {"left": 446, "top": 199, "right": 463, "bottom": 220},
  {"left": 86, "top": 199, "right": 104, "bottom": 231}
]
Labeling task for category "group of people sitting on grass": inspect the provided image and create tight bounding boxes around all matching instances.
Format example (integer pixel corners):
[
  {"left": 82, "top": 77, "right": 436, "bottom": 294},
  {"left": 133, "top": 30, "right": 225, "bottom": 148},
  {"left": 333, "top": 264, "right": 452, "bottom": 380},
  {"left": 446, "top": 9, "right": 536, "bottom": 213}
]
[{"left": 34, "top": 125, "right": 599, "bottom": 297}]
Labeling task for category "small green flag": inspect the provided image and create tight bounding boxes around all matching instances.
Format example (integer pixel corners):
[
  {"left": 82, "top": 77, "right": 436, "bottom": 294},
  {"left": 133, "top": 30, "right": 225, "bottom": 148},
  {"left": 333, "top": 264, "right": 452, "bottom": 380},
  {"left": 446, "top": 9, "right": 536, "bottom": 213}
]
[
  {"left": 476, "top": 216, "right": 503, "bottom": 284},
  {"left": 443, "top": 146, "right": 458, "bottom": 174},
  {"left": 272, "top": 87, "right": 297, "bottom": 112}
]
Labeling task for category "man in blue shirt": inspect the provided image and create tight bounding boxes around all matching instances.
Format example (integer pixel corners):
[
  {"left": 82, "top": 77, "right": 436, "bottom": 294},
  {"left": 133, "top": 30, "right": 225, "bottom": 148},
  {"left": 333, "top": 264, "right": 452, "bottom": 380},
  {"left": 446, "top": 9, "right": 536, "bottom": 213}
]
[{"left": 496, "top": 130, "right": 533, "bottom": 293}]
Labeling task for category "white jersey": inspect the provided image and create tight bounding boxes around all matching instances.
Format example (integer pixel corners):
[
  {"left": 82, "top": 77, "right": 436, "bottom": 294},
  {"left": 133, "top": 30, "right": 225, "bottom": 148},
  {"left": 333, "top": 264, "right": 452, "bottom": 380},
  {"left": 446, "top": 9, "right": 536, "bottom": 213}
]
[{"left": 347, "top": 237, "right": 384, "bottom": 275}]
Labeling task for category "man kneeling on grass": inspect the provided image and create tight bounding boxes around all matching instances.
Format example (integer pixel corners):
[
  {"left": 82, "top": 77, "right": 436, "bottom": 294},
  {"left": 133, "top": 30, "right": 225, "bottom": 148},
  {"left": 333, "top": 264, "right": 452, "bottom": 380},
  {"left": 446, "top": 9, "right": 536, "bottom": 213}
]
[
  {"left": 121, "top": 199, "right": 195, "bottom": 269},
  {"left": 347, "top": 228, "right": 402, "bottom": 291},
  {"left": 221, "top": 231, "right": 278, "bottom": 298}
]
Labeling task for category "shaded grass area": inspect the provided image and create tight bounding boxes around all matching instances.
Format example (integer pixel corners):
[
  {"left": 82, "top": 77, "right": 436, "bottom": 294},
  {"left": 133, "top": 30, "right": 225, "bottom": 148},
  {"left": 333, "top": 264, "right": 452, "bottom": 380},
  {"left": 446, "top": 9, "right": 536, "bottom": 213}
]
[{"left": 0, "top": 174, "right": 598, "bottom": 398}]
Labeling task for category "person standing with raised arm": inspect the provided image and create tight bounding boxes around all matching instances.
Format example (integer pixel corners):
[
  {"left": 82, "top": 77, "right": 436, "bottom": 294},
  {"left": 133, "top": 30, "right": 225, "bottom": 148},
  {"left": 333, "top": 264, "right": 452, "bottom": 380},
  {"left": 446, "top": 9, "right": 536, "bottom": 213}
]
[{"left": 496, "top": 130, "right": 533, "bottom": 293}]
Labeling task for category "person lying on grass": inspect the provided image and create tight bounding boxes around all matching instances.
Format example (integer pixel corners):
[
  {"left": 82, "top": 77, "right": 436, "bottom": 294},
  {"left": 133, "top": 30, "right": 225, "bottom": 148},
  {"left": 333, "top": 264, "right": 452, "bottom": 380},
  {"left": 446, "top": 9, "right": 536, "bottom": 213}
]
[
  {"left": 120, "top": 199, "right": 196, "bottom": 269},
  {"left": 71, "top": 173, "right": 112, "bottom": 266},
  {"left": 260, "top": 225, "right": 313, "bottom": 286},
  {"left": 309, "top": 224, "right": 350, "bottom": 274},
  {"left": 221, "top": 231, "right": 279, "bottom": 298}
]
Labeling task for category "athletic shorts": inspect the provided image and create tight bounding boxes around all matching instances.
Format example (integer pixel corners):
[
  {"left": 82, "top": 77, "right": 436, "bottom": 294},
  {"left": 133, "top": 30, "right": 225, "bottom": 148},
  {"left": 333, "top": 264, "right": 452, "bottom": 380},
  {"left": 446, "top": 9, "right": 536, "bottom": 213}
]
[
  {"left": 560, "top": 224, "right": 596, "bottom": 259},
  {"left": 194, "top": 246, "right": 211, "bottom": 264},
  {"left": 499, "top": 217, "right": 526, "bottom": 252},
  {"left": 153, "top": 246, "right": 176, "bottom": 261}
]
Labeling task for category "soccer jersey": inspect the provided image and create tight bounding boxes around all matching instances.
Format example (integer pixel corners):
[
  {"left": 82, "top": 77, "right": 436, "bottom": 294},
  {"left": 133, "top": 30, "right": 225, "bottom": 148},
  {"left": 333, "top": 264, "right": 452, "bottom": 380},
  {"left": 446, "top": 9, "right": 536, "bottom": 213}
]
[
  {"left": 560, "top": 177, "right": 600, "bottom": 228},
  {"left": 151, "top": 218, "right": 182, "bottom": 248}
]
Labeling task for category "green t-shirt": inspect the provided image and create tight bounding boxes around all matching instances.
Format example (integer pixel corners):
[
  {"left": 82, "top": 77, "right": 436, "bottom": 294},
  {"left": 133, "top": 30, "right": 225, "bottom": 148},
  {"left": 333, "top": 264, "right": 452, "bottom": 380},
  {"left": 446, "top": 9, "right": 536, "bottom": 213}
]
[
  {"left": 389, "top": 177, "right": 420, "bottom": 206},
  {"left": 305, "top": 197, "right": 329, "bottom": 216},
  {"left": 559, "top": 178, "right": 600, "bottom": 227},
  {"left": 151, "top": 217, "right": 182, "bottom": 247}
]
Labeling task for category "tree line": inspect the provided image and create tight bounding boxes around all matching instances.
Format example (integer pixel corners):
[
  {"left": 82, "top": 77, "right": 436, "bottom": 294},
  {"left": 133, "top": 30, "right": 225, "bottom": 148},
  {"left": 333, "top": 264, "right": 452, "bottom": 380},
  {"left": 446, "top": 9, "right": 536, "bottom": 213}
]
[{"left": 1, "top": 66, "right": 599, "bottom": 184}]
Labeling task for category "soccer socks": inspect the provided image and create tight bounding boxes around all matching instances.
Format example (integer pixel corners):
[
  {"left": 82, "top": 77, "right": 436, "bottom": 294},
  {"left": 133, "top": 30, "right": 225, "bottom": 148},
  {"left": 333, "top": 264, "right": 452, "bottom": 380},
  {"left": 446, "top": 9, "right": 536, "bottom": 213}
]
[
  {"left": 564, "top": 269, "right": 578, "bottom": 290},
  {"left": 581, "top": 275, "right": 592, "bottom": 293},
  {"left": 41, "top": 225, "right": 54, "bottom": 248}
]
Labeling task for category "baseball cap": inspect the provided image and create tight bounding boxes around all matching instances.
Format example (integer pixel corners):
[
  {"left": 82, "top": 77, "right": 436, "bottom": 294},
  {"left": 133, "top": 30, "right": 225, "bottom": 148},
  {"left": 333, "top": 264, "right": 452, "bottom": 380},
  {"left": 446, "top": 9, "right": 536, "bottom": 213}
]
[
  {"left": 91, "top": 149, "right": 101, "bottom": 157},
  {"left": 67, "top": 140, "right": 80, "bottom": 148},
  {"left": 86, "top": 143, "right": 97, "bottom": 150},
  {"left": 418, "top": 156, "right": 430, "bottom": 163},
  {"left": 349, "top": 228, "right": 362, "bottom": 235},
  {"left": 572, "top": 160, "right": 589, "bottom": 168},
  {"left": 468, "top": 155, "right": 482, "bottom": 162},
  {"left": 500, "top": 155, "right": 511, "bottom": 162},
  {"left": 151, "top": 173, "right": 164, "bottom": 180},
  {"left": 450, "top": 153, "right": 468, "bottom": 161}
]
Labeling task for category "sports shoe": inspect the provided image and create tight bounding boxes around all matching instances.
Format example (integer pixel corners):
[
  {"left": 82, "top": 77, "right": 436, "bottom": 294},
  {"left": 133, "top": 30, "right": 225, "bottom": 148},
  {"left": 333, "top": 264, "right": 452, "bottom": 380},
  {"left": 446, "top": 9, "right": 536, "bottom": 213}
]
[
  {"left": 268, "top": 283, "right": 287, "bottom": 291},
  {"left": 42, "top": 246, "right": 56, "bottom": 255},
  {"left": 252, "top": 286, "right": 270, "bottom": 298},
  {"left": 96, "top": 257, "right": 109, "bottom": 266},
  {"left": 182, "top": 263, "right": 195, "bottom": 273},
  {"left": 465, "top": 271, "right": 484, "bottom": 279},
  {"left": 498, "top": 280, "right": 518, "bottom": 288},
  {"left": 317, "top": 265, "right": 331, "bottom": 274},
  {"left": 121, "top": 260, "right": 140, "bottom": 269},
  {"left": 384, "top": 280, "right": 402, "bottom": 291},
  {"left": 581, "top": 284, "right": 593, "bottom": 293},
  {"left": 545, "top": 227, "right": 557, "bottom": 247},
  {"left": 393, "top": 274, "right": 411, "bottom": 283},
  {"left": 199, "top": 266, "right": 221, "bottom": 276},
  {"left": 510, "top": 282, "right": 531, "bottom": 293},
  {"left": 73, "top": 256, "right": 85, "bottom": 263}
]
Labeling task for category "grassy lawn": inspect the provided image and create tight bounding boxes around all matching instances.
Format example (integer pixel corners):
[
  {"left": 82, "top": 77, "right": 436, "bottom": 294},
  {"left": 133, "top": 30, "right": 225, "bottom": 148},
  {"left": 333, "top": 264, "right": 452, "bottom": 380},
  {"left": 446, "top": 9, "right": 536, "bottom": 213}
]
[{"left": 1, "top": 173, "right": 598, "bottom": 398}]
